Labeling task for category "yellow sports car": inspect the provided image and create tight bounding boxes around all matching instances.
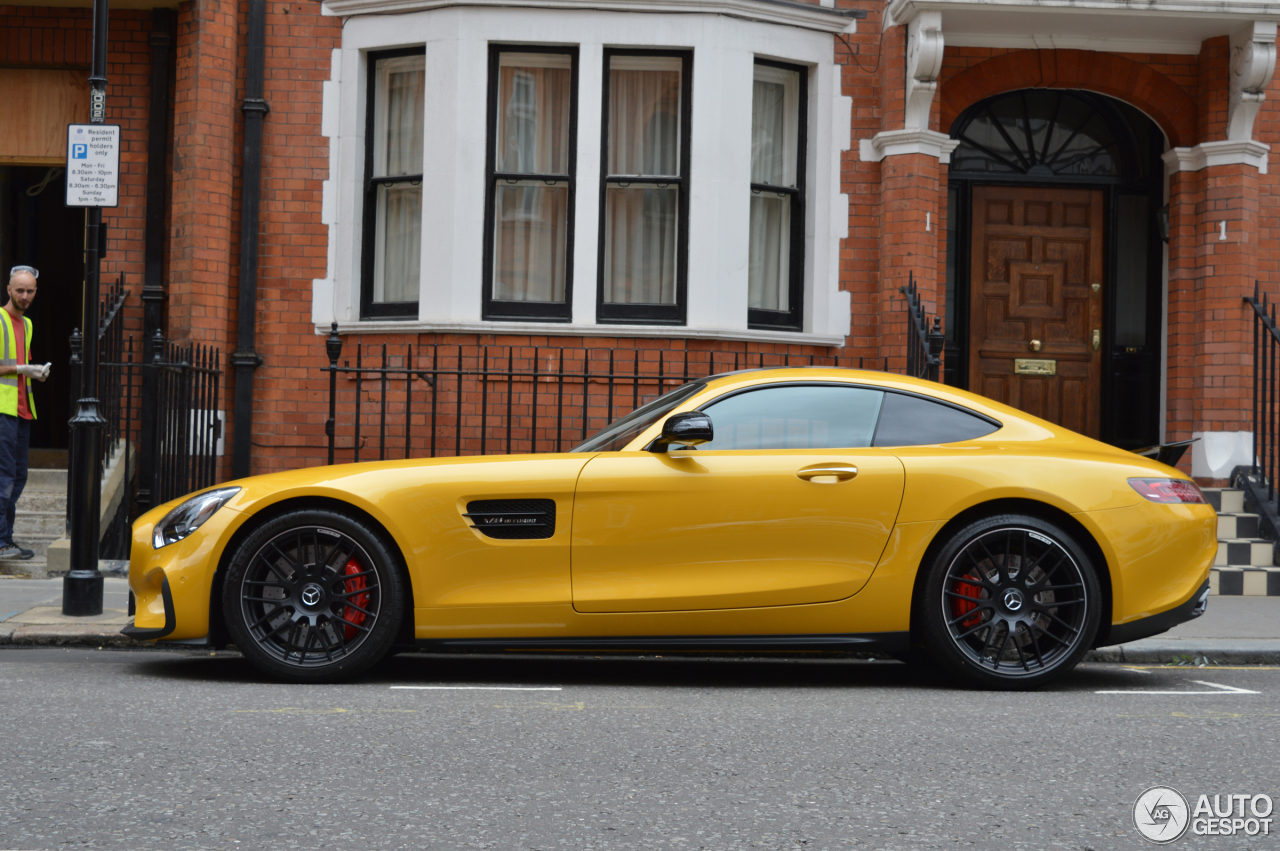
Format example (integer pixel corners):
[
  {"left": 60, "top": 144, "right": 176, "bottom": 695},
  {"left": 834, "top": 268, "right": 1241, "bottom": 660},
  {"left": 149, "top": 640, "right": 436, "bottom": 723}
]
[{"left": 123, "top": 368, "right": 1216, "bottom": 688}]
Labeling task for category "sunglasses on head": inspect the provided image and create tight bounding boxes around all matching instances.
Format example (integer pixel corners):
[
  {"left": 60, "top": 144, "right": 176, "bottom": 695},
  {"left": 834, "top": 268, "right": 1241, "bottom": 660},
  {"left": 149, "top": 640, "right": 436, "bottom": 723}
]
[{"left": 9, "top": 266, "right": 38, "bottom": 280}]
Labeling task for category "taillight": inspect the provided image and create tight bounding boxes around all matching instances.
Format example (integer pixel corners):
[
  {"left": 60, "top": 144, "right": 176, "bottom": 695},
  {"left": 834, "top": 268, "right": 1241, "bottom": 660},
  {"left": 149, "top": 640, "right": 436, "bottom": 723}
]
[{"left": 1129, "top": 478, "right": 1207, "bottom": 504}]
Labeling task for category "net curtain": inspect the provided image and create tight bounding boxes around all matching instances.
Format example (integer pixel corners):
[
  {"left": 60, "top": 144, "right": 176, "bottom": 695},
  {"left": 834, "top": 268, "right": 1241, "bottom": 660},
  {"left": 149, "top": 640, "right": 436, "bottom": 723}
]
[
  {"left": 603, "top": 57, "right": 682, "bottom": 306},
  {"left": 492, "top": 55, "right": 572, "bottom": 304},
  {"left": 748, "top": 68, "right": 798, "bottom": 313},
  {"left": 374, "top": 54, "right": 425, "bottom": 304}
]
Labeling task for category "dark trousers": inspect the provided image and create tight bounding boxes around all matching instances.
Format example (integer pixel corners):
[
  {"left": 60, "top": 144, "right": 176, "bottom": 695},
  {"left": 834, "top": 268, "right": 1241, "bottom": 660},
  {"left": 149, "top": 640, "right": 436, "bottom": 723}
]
[{"left": 0, "top": 414, "right": 30, "bottom": 546}]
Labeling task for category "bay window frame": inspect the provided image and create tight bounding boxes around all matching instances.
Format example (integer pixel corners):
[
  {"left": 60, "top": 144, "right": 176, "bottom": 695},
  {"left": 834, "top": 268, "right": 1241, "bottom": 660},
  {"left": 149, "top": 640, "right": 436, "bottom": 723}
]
[
  {"left": 596, "top": 48, "right": 693, "bottom": 326},
  {"left": 482, "top": 44, "right": 580, "bottom": 322},
  {"left": 748, "top": 57, "right": 807, "bottom": 332},
  {"left": 361, "top": 46, "right": 426, "bottom": 320}
]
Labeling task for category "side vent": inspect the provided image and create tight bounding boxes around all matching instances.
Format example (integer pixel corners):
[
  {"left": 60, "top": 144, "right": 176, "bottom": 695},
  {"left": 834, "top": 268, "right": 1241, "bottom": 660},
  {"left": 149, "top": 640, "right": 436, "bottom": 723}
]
[{"left": 464, "top": 499, "right": 556, "bottom": 540}]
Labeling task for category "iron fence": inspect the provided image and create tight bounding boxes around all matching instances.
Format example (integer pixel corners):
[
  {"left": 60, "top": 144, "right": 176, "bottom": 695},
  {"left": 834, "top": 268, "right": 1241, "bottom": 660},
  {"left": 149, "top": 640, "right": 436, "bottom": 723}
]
[
  {"left": 68, "top": 275, "right": 137, "bottom": 557},
  {"left": 147, "top": 333, "right": 223, "bottom": 507},
  {"left": 901, "top": 272, "right": 945, "bottom": 382},
  {"left": 1243, "top": 283, "right": 1280, "bottom": 545},
  {"left": 64, "top": 280, "right": 224, "bottom": 556},
  {"left": 322, "top": 323, "right": 896, "bottom": 463}
]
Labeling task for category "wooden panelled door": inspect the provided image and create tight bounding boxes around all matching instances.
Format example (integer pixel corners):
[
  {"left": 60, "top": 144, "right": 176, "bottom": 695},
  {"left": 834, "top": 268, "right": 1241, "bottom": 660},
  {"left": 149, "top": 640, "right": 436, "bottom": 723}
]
[{"left": 969, "top": 185, "right": 1104, "bottom": 438}]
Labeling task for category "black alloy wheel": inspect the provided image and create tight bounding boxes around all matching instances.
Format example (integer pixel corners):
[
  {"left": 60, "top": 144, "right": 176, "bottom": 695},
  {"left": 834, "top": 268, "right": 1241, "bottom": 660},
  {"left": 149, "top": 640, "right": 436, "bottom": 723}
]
[
  {"left": 222, "top": 509, "right": 405, "bottom": 683},
  {"left": 919, "top": 514, "right": 1101, "bottom": 689}
]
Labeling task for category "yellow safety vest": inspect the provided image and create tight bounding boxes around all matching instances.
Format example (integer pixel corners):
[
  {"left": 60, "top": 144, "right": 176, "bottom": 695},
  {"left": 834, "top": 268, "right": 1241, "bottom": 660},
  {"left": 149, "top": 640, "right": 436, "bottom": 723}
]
[{"left": 0, "top": 309, "right": 36, "bottom": 420}]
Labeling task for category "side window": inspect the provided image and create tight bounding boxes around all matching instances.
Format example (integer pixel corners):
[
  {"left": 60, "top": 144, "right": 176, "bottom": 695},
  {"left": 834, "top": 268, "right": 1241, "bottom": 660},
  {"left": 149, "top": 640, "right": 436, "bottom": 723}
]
[
  {"left": 872, "top": 393, "right": 999, "bottom": 447},
  {"left": 483, "top": 47, "right": 578, "bottom": 321},
  {"left": 361, "top": 49, "right": 425, "bottom": 319},
  {"left": 699, "top": 385, "right": 883, "bottom": 450}
]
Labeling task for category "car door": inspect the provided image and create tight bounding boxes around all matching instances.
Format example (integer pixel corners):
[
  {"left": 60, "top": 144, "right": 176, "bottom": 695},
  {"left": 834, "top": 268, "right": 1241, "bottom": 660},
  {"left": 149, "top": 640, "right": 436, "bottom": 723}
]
[{"left": 571, "top": 383, "right": 905, "bottom": 613}]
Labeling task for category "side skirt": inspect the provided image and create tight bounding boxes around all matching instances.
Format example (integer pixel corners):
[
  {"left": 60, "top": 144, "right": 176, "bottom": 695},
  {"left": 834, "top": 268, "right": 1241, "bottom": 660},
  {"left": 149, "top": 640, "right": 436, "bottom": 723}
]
[{"left": 413, "top": 632, "right": 911, "bottom": 654}]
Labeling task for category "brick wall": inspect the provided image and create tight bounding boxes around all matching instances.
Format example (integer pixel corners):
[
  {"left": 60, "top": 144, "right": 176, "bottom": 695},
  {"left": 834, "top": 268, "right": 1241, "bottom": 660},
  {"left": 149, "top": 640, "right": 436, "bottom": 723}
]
[{"left": 0, "top": 5, "right": 152, "bottom": 335}]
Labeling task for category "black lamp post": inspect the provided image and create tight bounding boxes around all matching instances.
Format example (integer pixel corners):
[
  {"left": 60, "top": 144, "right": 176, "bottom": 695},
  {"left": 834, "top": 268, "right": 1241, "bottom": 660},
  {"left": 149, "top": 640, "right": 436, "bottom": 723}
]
[{"left": 62, "top": 0, "right": 110, "bottom": 616}]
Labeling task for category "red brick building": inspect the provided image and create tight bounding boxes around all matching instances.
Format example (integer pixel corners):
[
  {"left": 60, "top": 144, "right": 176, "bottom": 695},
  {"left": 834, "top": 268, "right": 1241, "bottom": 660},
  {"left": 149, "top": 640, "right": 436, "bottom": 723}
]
[{"left": 2, "top": 0, "right": 1278, "bottom": 486}]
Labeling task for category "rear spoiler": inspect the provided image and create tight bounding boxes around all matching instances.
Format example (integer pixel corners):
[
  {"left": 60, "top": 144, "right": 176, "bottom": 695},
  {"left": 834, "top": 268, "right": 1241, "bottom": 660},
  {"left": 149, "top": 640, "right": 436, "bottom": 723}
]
[{"left": 1131, "top": 438, "right": 1197, "bottom": 468}]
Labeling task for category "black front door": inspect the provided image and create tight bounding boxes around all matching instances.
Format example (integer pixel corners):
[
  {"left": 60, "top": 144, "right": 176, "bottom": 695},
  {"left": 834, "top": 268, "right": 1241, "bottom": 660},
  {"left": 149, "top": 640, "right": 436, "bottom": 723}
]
[{"left": 0, "top": 165, "right": 83, "bottom": 456}]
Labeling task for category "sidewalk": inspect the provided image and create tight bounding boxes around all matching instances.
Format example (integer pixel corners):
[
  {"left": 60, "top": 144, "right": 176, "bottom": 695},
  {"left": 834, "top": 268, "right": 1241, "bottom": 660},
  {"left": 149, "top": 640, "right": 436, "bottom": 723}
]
[
  {"left": 0, "top": 575, "right": 138, "bottom": 647},
  {"left": 0, "top": 574, "right": 1277, "bottom": 661}
]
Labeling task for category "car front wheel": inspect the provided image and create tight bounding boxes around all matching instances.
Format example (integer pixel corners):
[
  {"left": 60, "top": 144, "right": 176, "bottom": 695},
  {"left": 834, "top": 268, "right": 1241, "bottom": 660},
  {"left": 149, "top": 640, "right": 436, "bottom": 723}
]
[
  {"left": 222, "top": 509, "right": 406, "bottom": 683},
  {"left": 919, "top": 514, "right": 1101, "bottom": 689}
]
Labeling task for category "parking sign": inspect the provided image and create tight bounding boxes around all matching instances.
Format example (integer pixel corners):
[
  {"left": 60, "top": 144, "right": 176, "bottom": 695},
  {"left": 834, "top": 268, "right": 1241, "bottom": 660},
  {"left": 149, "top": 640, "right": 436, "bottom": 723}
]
[{"left": 65, "top": 124, "right": 121, "bottom": 208}]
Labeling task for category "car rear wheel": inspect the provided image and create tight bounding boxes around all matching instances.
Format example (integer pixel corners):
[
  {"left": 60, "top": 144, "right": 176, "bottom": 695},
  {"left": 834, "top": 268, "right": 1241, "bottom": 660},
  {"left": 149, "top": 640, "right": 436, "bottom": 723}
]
[
  {"left": 919, "top": 514, "right": 1101, "bottom": 689},
  {"left": 222, "top": 509, "right": 405, "bottom": 683}
]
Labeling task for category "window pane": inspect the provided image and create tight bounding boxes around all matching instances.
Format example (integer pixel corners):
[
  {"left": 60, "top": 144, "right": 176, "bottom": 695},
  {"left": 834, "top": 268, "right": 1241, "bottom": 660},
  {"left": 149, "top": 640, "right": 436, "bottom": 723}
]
[
  {"left": 608, "top": 56, "right": 682, "bottom": 177},
  {"left": 373, "top": 183, "right": 421, "bottom": 303},
  {"left": 1115, "top": 195, "right": 1149, "bottom": 347},
  {"left": 701, "top": 385, "right": 884, "bottom": 450},
  {"left": 872, "top": 393, "right": 999, "bottom": 447},
  {"left": 493, "top": 182, "right": 568, "bottom": 303},
  {"left": 603, "top": 185, "right": 678, "bottom": 304},
  {"left": 495, "top": 54, "right": 571, "bottom": 175},
  {"left": 374, "top": 55, "right": 424, "bottom": 178},
  {"left": 572, "top": 380, "right": 706, "bottom": 452},
  {"left": 750, "top": 67, "right": 799, "bottom": 187},
  {"left": 748, "top": 193, "right": 789, "bottom": 310}
]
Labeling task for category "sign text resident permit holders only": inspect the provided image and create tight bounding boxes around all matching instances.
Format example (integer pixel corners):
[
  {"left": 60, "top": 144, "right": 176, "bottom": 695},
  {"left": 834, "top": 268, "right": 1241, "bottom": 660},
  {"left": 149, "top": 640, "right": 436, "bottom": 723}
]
[{"left": 65, "top": 124, "right": 121, "bottom": 208}]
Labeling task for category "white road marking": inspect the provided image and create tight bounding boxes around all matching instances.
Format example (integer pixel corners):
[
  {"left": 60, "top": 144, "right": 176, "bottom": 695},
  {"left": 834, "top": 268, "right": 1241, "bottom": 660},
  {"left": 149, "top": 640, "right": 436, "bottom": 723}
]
[
  {"left": 1096, "top": 680, "right": 1260, "bottom": 695},
  {"left": 391, "top": 685, "right": 563, "bottom": 691}
]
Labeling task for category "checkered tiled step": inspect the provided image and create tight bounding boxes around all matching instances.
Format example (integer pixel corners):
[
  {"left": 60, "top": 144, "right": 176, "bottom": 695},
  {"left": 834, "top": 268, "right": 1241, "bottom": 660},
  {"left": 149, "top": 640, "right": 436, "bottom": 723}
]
[
  {"left": 1202, "top": 487, "right": 1277, "bottom": 593},
  {"left": 1210, "top": 567, "right": 1280, "bottom": 596},
  {"left": 1216, "top": 539, "right": 1274, "bottom": 566},
  {"left": 1216, "top": 512, "right": 1260, "bottom": 539},
  {"left": 1203, "top": 487, "right": 1245, "bottom": 513}
]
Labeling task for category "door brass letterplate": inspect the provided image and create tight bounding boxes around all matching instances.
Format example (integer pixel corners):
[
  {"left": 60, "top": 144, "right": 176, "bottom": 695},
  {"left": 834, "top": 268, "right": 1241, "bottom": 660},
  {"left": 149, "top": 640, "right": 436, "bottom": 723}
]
[{"left": 1014, "top": 358, "right": 1057, "bottom": 376}]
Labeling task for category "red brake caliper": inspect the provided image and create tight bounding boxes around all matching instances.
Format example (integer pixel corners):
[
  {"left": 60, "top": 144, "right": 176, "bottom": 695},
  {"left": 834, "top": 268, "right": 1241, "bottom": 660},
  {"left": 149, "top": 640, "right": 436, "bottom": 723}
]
[
  {"left": 951, "top": 576, "right": 982, "bottom": 629},
  {"left": 342, "top": 557, "right": 370, "bottom": 640}
]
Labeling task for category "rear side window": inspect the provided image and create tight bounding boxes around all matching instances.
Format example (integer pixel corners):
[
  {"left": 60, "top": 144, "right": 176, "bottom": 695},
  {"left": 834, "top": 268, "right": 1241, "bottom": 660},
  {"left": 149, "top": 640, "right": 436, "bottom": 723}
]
[{"left": 872, "top": 392, "right": 999, "bottom": 447}]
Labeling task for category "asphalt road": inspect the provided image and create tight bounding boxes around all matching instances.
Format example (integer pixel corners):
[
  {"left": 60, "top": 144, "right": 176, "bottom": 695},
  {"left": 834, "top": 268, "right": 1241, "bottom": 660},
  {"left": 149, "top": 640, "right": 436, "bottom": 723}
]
[{"left": 0, "top": 650, "right": 1277, "bottom": 851}]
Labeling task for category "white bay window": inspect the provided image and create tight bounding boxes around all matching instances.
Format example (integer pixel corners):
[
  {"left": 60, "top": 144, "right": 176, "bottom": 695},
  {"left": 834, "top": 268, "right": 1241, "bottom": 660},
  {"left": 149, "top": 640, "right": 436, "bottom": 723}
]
[{"left": 325, "top": 7, "right": 852, "bottom": 344}]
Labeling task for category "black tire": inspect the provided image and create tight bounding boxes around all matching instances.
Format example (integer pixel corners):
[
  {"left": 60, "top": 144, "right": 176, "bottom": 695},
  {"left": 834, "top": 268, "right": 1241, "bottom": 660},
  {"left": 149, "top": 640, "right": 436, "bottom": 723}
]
[
  {"left": 222, "top": 509, "right": 406, "bottom": 683},
  {"left": 918, "top": 514, "right": 1101, "bottom": 690}
]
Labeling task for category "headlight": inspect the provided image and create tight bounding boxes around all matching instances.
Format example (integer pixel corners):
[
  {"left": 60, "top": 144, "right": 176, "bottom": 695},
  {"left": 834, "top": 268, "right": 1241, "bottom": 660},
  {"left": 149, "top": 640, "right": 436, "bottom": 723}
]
[{"left": 153, "top": 487, "right": 241, "bottom": 549}]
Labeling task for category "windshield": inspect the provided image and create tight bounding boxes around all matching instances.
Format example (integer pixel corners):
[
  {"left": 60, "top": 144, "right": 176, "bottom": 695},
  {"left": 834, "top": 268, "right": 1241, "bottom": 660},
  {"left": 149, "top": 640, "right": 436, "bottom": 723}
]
[{"left": 571, "top": 381, "right": 707, "bottom": 452}]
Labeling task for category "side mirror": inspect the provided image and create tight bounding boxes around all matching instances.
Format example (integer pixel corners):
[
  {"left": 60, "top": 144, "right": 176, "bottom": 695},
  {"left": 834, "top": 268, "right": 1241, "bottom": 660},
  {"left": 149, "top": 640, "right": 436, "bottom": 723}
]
[{"left": 648, "top": 412, "right": 714, "bottom": 452}]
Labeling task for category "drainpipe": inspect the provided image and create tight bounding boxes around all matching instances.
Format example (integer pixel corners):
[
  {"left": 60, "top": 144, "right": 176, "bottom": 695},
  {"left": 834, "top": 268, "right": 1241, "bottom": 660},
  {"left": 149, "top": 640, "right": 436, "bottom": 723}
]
[
  {"left": 137, "top": 7, "right": 173, "bottom": 511},
  {"left": 230, "top": 0, "right": 268, "bottom": 479}
]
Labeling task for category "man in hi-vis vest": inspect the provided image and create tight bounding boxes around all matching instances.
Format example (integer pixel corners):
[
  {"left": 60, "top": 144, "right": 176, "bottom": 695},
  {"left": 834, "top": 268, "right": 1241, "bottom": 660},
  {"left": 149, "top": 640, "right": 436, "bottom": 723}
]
[{"left": 0, "top": 266, "right": 50, "bottom": 560}]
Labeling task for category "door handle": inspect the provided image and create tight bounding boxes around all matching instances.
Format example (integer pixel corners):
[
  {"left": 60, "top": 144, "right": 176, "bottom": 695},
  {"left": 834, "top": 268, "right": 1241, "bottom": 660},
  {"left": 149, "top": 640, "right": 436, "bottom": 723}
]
[
  {"left": 1092, "top": 329, "right": 1101, "bottom": 351},
  {"left": 796, "top": 464, "right": 858, "bottom": 482}
]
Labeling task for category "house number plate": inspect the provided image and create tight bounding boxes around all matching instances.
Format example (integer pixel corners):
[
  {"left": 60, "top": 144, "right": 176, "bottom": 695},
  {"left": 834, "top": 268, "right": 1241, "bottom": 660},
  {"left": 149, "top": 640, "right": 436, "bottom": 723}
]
[{"left": 1014, "top": 358, "right": 1057, "bottom": 376}]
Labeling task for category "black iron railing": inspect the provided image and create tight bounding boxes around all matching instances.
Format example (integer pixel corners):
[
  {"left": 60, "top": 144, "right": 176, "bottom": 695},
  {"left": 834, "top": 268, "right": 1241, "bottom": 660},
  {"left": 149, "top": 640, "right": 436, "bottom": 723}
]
[
  {"left": 147, "top": 333, "right": 223, "bottom": 507},
  {"left": 65, "top": 280, "right": 224, "bottom": 556},
  {"left": 901, "top": 272, "right": 944, "bottom": 382},
  {"left": 68, "top": 275, "right": 138, "bottom": 556},
  {"left": 321, "top": 324, "right": 894, "bottom": 463},
  {"left": 1243, "top": 284, "right": 1280, "bottom": 543}
]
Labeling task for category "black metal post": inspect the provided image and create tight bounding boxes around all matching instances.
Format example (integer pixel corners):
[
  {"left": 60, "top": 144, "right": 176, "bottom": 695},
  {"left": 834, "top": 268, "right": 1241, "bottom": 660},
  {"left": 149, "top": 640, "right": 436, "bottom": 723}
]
[
  {"left": 230, "top": 0, "right": 269, "bottom": 478},
  {"left": 325, "top": 322, "right": 341, "bottom": 465},
  {"left": 928, "top": 316, "right": 944, "bottom": 383},
  {"left": 63, "top": 0, "right": 110, "bottom": 616}
]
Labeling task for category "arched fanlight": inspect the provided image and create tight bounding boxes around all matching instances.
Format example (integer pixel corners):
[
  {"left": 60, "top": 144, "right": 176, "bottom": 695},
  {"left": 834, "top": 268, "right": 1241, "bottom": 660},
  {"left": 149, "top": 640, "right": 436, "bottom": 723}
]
[{"left": 950, "top": 90, "right": 1134, "bottom": 179}]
